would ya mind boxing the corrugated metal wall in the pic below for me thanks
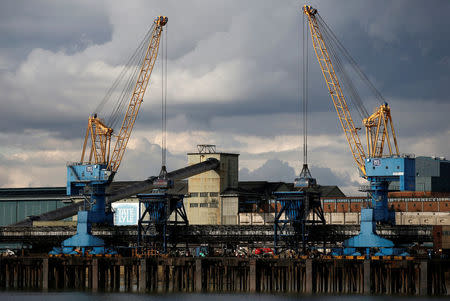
[0,200,66,226]
[416,157,440,177]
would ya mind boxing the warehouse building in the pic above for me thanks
[415,156,450,192]
[389,156,450,192]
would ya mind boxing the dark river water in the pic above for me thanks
[0,292,447,301]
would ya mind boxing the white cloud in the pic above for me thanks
[0,0,448,198]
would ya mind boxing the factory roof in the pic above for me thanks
[221,181,345,198]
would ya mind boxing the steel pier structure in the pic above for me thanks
[0,224,434,251]
[0,256,448,295]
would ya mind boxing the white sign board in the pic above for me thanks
[112,203,139,226]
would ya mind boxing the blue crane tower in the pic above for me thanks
[342,157,415,256]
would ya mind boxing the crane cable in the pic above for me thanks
[94,24,156,131]
[314,13,387,123]
[317,14,386,105]
[302,13,308,166]
[161,24,168,169]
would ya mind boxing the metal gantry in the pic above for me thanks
[138,192,188,254]
[273,190,325,253]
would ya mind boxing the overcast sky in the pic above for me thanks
[0,0,449,195]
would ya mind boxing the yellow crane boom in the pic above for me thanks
[80,16,168,173]
[302,6,399,177]
[303,6,366,175]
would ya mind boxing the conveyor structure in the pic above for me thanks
[11,158,219,227]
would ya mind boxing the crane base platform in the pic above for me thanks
[49,210,117,256]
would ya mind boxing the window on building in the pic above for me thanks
[200,203,208,208]
[210,192,219,197]
[210,203,218,208]
[200,192,208,197]
[190,193,198,197]
[190,203,198,208]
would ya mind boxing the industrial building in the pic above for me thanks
[415,156,450,192]
[389,156,450,192]
[1,145,449,228]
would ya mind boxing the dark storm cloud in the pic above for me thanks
[239,159,358,189]
[240,159,297,182]
[0,0,448,189]
[309,165,359,188]
[0,106,85,139]
[2,0,449,140]
[0,0,112,67]
[115,138,187,181]
[129,0,450,142]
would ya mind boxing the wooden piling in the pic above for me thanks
[92,258,98,292]
[139,258,147,292]
[305,259,313,293]
[420,260,428,296]
[363,259,370,294]
[195,259,202,292]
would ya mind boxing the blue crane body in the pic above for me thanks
[364,157,415,224]
[341,157,415,256]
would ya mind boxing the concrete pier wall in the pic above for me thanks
[0,256,448,295]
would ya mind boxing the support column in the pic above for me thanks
[5,263,10,289]
[157,263,165,293]
[249,259,256,293]
[139,259,147,292]
[419,260,428,296]
[92,258,98,292]
[195,259,202,292]
[168,261,174,292]
[363,260,370,294]
[42,258,49,290]
[306,259,313,294]
[13,265,18,288]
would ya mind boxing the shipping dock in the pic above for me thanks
[0,256,449,295]
[1,4,450,297]
[0,148,449,295]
